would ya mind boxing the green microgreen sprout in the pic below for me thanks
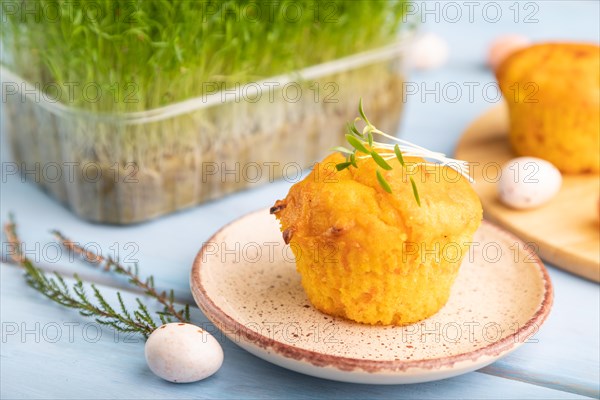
[334,99,473,206]
[1,1,412,112]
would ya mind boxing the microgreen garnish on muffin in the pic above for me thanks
[335,99,472,205]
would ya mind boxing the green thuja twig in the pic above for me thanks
[3,215,156,337]
[52,230,189,324]
[3,216,191,337]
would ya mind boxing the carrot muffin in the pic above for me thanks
[496,43,600,173]
[271,151,482,325]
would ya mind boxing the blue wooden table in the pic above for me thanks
[1,2,599,398]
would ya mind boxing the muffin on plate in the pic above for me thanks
[496,42,600,173]
[271,151,482,326]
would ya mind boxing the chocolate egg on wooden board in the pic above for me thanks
[498,157,562,209]
[145,323,223,383]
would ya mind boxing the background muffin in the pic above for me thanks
[496,43,600,173]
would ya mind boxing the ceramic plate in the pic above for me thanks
[191,209,553,384]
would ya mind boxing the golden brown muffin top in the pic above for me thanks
[496,42,600,103]
[272,152,482,246]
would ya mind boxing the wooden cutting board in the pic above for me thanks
[455,104,600,282]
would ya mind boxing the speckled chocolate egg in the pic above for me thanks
[145,323,223,383]
[498,157,562,209]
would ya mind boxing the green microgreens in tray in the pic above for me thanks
[334,100,473,206]
[3,215,190,338]
[1,0,411,112]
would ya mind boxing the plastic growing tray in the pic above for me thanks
[1,40,410,224]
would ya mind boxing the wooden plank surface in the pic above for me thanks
[1,266,594,400]
[1,173,599,398]
[2,2,600,398]
[455,104,600,282]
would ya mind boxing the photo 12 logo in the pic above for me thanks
[1,81,140,105]
[402,1,540,24]
[200,81,339,105]
[402,81,539,104]
[1,239,140,265]
[1,321,143,344]
[1,162,139,185]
